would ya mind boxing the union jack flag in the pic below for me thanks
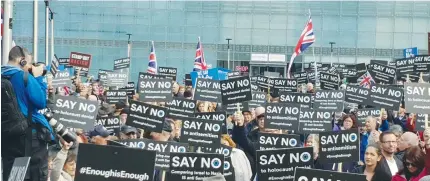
[193,37,207,71]
[287,13,315,78]
[147,41,157,74]
[357,71,376,89]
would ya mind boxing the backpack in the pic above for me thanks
[1,72,32,136]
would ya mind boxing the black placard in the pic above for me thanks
[299,108,333,134]
[257,147,313,181]
[196,145,232,158]
[416,114,428,132]
[355,63,367,75]
[414,55,430,73]
[369,85,403,110]
[74,67,89,77]
[265,103,301,132]
[58,58,70,65]
[256,76,270,90]
[293,72,308,85]
[52,71,72,88]
[7,157,30,181]
[194,78,222,103]
[105,90,128,104]
[113,57,130,70]
[168,153,224,181]
[342,68,357,77]
[158,67,177,80]
[138,72,167,81]
[269,78,298,92]
[319,72,340,90]
[98,69,112,87]
[75,144,156,181]
[166,98,196,120]
[368,63,396,84]
[344,85,371,105]
[294,167,366,181]
[318,129,360,163]
[279,92,312,109]
[95,116,121,132]
[50,55,60,77]
[138,78,173,102]
[180,117,222,147]
[106,72,128,87]
[119,82,135,96]
[313,90,345,112]
[224,157,235,181]
[220,76,252,105]
[53,95,100,131]
[404,83,430,114]
[195,112,228,134]
[356,108,381,126]
[247,91,267,109]
[227,71,241,78]
[185,74,192,86]
[127,100,167,133]
[396,57,415,75]
[115,139,189,171]
[258,133,301,150]
[222,103,244,115]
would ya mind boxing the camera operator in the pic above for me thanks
[2,46,54,181]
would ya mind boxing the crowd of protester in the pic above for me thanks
[2,46,430,181]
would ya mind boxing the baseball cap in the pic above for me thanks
[89,125,111,138]
[121,125,137,135]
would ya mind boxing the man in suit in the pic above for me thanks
[375,131,404,181]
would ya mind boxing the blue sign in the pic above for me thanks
[190,68,231,87]
[403,47,418,58]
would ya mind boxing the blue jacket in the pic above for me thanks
[379,119,389,132]
[1,65,54,139]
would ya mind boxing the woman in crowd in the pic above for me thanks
[197,101,208,113]
[220,134,253,181]
[305,134,319,161]
[353,144,382,181]
[333,114,357,131]
[391,146,430,181]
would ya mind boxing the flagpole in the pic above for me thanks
[126,33,132,82]
[33,0,39,63]
[2,0,13,65]
[50,10,54,63]
[313,47,317,83]
[45,0,49,65]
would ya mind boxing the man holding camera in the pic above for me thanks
[2,46,54,181]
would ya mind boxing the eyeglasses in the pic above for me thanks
[404,161,416,167]
[382,141,397,144]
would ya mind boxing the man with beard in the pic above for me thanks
[374,131,404,181]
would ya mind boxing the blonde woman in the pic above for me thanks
[196,101,209,113]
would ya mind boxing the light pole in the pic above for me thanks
[33,0,39,63]
[126,33,132,82]
[50,10,54,63]
[226,38,232,70]
[2,0,13,65]
[45,0,49,64]
[329,42,336,66]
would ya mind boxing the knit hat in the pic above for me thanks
[419,176,430,181]
[202,175,226,181]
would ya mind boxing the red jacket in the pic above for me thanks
[391,148,430,181]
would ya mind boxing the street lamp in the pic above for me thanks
[329,42,336,66]
[226,38,232,70]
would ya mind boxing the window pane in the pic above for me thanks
[412,18,428,33]
[221,13,236,28]
[323,16,340,31]
[269,29,287,46]
[358,17,377,32]
[411,33,427,49]
[253,13,270,29]
[393,33,412,49]
[376,17,394,32]
[339,16,357,31]
[235,28,251,45]
[270,14,287,29]
[236,13,252,29]
[394,17,412,33]
[252,29,269,45]
[375,32,393,49]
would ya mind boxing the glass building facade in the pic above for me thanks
[11,1,430,82]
